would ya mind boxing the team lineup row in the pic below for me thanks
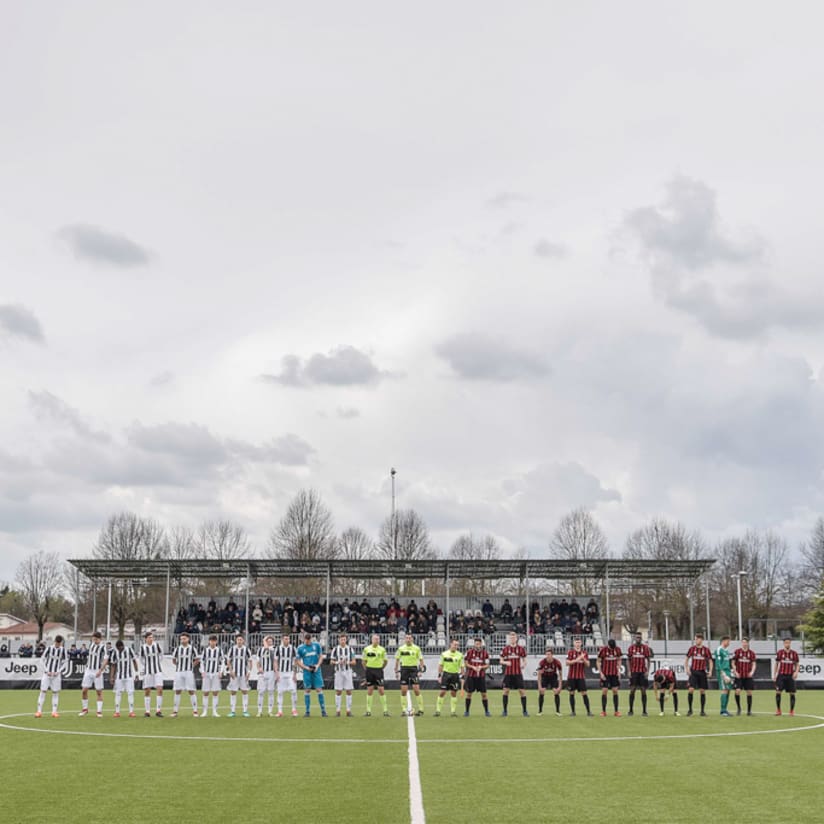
[32,630,803,721]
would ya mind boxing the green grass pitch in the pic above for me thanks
[1,689,823,823]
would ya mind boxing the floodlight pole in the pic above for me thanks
[91,581,97,634]
[390,468,397,598]
[604,565,611,640]
[705,576,711,641]
[325,563,331,650]
[105,579,113,644]
[445,563,451,646]
[73,567,80,646]
[663,610,671,657]
[524,562,530,654]
[734,571,748,642]
[245,564,251,637]
[164,565,171,649]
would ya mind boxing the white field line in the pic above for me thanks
[406,711,426,824]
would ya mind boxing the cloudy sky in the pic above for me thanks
[2,3,824,580]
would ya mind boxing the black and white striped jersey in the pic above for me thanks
[276,644,296,674]
[42,644,69,675]
[111,647,138,680]
[85,642,109,671]
[331,645,355,671]
[173,644,199,673]
[258,646,276,673]
[225,645,252,677]
[200,645,224,676]
[140,642,163,675]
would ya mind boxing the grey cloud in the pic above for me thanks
[625,176,824,338]
[0,304,45,343]
[336,407,360,419]
[435,333,550,381]
[126,421,227,465]
[503,462,621,513]
[625,176,763,270]
[28,390,110,442]
[58,223,151,267]
[533,238,567,259]
[225,433,314,466]
[260,345,393,387]
[486,192,530,209]
[149,370,175,387]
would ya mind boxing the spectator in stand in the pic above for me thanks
[482,599,494,618]
[569,600,583,621]
[252,603,263,623]
[35,641,46,657]
[500,598,513,620]
[586,599,599,622]
[19,642,34,657]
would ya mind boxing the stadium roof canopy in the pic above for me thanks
[68,557,715,583]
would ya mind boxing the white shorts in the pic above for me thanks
[277,672,297,691]
[258,672,275,691]
[40,674,62,692]
[334,670,354,691]
[114,678,135,694]
[82,670,104,691]
[228,675,249,692]
[201,673,222,693]
[142,672,164,690]
[174,672,196,691]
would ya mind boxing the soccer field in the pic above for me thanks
[1,689,823,824]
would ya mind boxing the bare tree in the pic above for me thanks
[267,489,336,559]
[376,508,436,562]
[196,520,251,559]
[448,533,503,595]
[16,551,64,640]
[620,518,706,638]
[334,527,375,596]
[801,517,824,594]
[93,512,168,638]
[337,527,375,561]
[168,526,197,560]
[550,508,609,596]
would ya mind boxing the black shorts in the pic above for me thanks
[567,677,587,693]
[735,677,754,691]
[776,674,796,693]
[600,674,620,689]
[399,666,419,686]
[689,671,708,691]
[466,676,487,694]
[502,674,525,691]
[539,674,559,690]
[365,669,384,688]
[629,672,649,689]
[440,672,461,691]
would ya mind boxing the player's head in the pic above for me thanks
[474,636,483,648]
[304,632,313,643]
[263,635,274,647]
[235,634,245,646]
[144,631,154,644]
[634,632,643,644]
[694,633,704,645]
[544,647,554,659]
[508,631,517,644]
[281,634,291,645]
[115,640,124,651]
[653,672,665,686]
[741,637,750,649]
[371,633,380,646]
[607,638,617,649]
[404,633,413,645]
[783,637,792,648]
[180,632,190,645]
[339,633,348,644]
[720,635,730,647]
[208,634,218,646]
[573,637,582,649]
[449,638,459,650]
[54,635,64,646]
[92,631,102,643]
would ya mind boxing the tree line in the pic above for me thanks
[5,490,824,646]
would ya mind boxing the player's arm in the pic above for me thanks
[684,655,691,678]
[707,652,714,677]
[317,651,325,670]
[793,655,800,679]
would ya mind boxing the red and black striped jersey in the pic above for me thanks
[733,648,757,678]
[775,648,798,676]
[687,645,712,672]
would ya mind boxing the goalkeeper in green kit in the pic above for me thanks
[714,636,734,717]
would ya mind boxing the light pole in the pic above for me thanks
[663,610,671,657]
[733,571,748,641]
[390,468,397,597]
